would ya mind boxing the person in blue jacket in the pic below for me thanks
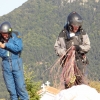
[0,21,29,100]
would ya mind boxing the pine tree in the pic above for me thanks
[24,65,41,100]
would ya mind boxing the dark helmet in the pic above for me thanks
[67,11,83,27]
[0,21,12,34]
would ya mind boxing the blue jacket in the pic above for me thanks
[0,32,23,60]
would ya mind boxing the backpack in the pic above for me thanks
[59,28,86,49]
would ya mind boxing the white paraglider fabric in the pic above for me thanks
[54,84,100,100]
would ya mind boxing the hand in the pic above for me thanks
[0,42,5,48]
[74,45,80,51]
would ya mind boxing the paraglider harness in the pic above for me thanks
[62,28,89,65]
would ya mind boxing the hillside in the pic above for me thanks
[0,0,100,98]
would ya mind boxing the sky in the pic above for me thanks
[0,0,28,16]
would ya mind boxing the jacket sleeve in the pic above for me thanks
[54,36,66,56]
[5,33,23,53]
[0,48,6,57]
[79,33,91,53]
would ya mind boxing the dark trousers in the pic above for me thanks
[76,58,89,85]
[76,59,86,75]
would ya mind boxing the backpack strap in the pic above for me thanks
[59,29,70,40]
[78,29,86,45]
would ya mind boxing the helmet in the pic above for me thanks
[0,21,12,34]
[67,11,83,27]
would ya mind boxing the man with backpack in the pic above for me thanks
[0,21,29,100]
[54,11,91,88]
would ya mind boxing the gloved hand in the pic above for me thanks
[74,45,81,51]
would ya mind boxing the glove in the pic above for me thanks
[74,45,81,51]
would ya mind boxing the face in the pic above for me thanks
[71,24,79,33]
[1,33,9,40]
